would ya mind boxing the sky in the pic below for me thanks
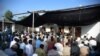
[0,0,100,19]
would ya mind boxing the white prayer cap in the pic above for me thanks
[26,36,30,39]
[32,53,38,56]
[84,40,89,45]
[14,36,19,40]
[78,43,84,47]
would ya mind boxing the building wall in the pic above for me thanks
[81,22,100,40]
[15,24,27,32]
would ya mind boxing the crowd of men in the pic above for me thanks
[0,30,100,56]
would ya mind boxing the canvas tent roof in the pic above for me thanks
[15,4,100,27]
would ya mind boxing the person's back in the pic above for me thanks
[41,41,47,53]
[63,43,71,56]
[16,43,23,56]
[20,42,26,51]
[80,46,89,56]
[47,36,55,50]
[32,38,36,47]
[89,39,97,47]
[4,45,17,56]
[62,36,68,46]
[71,42,80,56]
[35,48,45,56]
[35,44,45,56]
[0,50,8,56]
[55,38,63,56]
[89,38,97,51]
[25,40,33,56]
[48,46,60,56]
[10,37,19,48]
[10,40,16,48]
[47,40,55,50]
[55,43,63,52]
[36,38,42,48]
[20,38,27,52]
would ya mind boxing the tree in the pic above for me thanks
[4,10,13,20]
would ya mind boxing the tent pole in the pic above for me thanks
[32,11,34,33]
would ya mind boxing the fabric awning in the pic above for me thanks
[15,4,100,27]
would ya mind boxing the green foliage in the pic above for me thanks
[5,10,13,20]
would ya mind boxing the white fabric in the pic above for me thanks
[32,33,35,38]
[84,40,89,45]
[21,34,24,38]
[82,37,86,41]
[25,44,33,56]
[36,36,39,39]
[76,37,81,41]
[10,40,16,48]
[32,53,38,56]
[44,37,47,42]
[89,40,97,46]
[48,49,60,56]
[47,35,51,41]
[14,36,20,40]
[55,43,63,55]
[41,41,47,52]
[26,36,30,39]
[63,46,71,56]
[76,37,81,43]
[78,44,84,47]
[20,43,26,51]
[27,39,32,43]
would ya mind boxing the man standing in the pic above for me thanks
[48,46,60,56]
[80,42,89,56]
[55,38,63,56]
[25,40,33,56]
[35,44,46,56]
[71,41,80,56]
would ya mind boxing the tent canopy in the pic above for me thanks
[15,4,100,27]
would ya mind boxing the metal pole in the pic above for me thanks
[32,11,34,33]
